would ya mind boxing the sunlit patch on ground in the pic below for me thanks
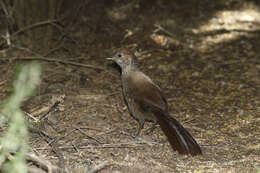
[195,5,260,52]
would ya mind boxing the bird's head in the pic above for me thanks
[107,48,138,69]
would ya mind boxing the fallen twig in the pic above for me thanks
[39,94,65,121]
[35,141,154,151]
[0,80,7,86]
[50,143,67,173]
[10,20,60,38]
[74,126,103,144]
[87,160,110,173]
[47,129,77,146]
[6,152,61,173]
[26,152,61,173]
[24,111,39,122]
[28,127,54,140]
[0,56,105,71]
[154,24,175,37]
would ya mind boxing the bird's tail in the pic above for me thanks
[153,109,202,156]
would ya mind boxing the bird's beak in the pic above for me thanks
[106,57,114,61]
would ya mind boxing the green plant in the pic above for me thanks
[0,63,41,173]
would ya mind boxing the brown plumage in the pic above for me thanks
[107,48,202,156]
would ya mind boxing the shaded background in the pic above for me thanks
[0,0,259,172]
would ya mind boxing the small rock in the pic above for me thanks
[192,72,200,77]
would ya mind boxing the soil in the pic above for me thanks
[0,0,259,172]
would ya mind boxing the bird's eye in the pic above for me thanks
[117,53,122,58]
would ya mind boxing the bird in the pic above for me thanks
[107,48,202,156]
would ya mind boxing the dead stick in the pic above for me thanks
[1,56,105,71]
[87,160,110,173]
[74,127,103,144]
[26,152,61,173]
[11,20,60,38]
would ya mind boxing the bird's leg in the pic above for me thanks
[145,121,157,136]
[132,119,145,139]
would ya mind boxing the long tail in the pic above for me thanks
[153,109,202,156]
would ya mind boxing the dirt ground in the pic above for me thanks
[0,0,259,172]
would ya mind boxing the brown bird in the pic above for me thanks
[107,48,202,156]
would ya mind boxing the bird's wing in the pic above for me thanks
[127,71,168,111]
[127,72,202,156]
